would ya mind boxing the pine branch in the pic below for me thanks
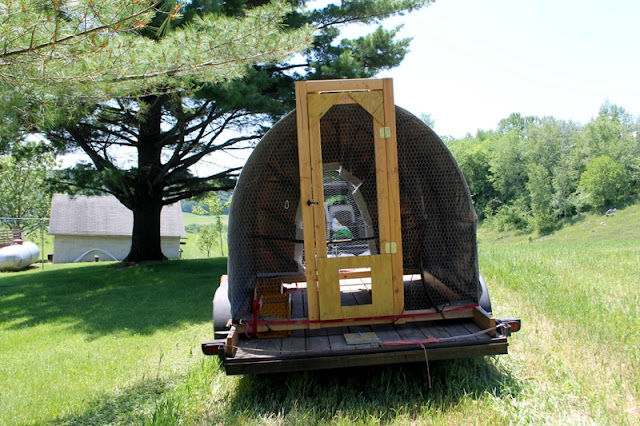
[1,1,163,59]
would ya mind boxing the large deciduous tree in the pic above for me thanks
[46,0,432,262]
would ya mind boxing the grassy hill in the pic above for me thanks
[476,203,639,423]
[181,213,229,259]
[0,203,638,424]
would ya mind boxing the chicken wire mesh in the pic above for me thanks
[227,104,479,319]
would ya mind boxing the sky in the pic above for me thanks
[61,0,640,172]
[372,0,640,138]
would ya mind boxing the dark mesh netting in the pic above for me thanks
[227,105,479,318]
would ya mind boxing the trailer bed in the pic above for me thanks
[210,285,510,375]
[222,320,507,375]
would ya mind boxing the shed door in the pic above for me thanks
[295,79,404,323]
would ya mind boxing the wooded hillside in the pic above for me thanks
[444,102,639,234]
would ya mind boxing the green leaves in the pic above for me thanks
[0,140,57,224]
[450,102,639,234]
[578,156,630,208]
[0,0,313,129]
[40,0,432,261]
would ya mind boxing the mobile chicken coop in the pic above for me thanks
[202,79,520,374]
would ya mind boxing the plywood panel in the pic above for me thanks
[317,255,393,320]
[308,93,358,128]
[350,91,384,124]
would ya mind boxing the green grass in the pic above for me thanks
[478,202,640,245]
[1,204,639,424]
[476,203,640,423]
[0,259,226,425]
[181,213,229,259]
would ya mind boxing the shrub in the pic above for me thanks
[578,156,630,208]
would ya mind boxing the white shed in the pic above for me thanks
[49,194,185,263]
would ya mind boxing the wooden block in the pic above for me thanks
[260,293,291,318]
[225,326,238,356]
[473,306,497,337]
[344,332,381,345]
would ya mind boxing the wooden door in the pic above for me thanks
[295,79,404,323]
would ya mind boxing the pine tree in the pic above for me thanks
[46,0,432,262]
[0,0,312,134]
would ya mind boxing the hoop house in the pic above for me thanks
[227,104,478,320]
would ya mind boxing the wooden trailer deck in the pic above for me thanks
[208,280,511,375]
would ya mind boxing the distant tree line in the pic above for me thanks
[445,102,639,234]
[181,192,232,215]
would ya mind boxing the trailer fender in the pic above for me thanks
[479,274,492,315]
[213,278,232,339]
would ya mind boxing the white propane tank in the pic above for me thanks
[0,241,40,271]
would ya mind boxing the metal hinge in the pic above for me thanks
[384,241,397,254]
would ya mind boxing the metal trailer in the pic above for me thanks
[202,79,520,375]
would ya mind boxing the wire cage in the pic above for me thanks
[227,103,479,324]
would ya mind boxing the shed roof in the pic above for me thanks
[49,194,185,237]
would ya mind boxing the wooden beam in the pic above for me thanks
[304,78,384,93]
[420,269,463,301]
[473,307,497,337]
[276,269,371,284]
[309,122,327,262]
[295,81,321,328]
[380,78,404,317]
[225,326,238,356]
[373,119,391,254]
[234,306,476,334]
[222,340,509,375]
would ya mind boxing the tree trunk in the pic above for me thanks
[124,95,167,262]
[126,199,167,262]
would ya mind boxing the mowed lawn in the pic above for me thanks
[1,205,639,424]
[0,259,225,425]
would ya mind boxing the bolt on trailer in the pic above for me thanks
[202,78,520,375]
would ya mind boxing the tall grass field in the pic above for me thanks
[1,205,638,424]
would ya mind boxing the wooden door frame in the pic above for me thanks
[295,79,404,327]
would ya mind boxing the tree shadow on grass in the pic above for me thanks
[224,357,522,423]
[48,378,169,426]
[0,258,226,337]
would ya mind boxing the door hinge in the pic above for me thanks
[379,126,391,139]
[384,241,397,254]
